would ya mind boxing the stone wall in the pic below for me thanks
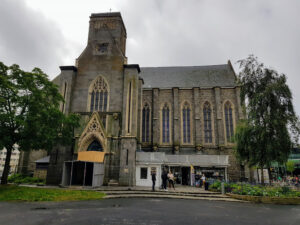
[34,169,47,180]
[141,87,241,148]
[140,86,243,181]
[18,150,47,175]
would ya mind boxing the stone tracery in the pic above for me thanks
[90,76,109,112]
[78,113,106,152]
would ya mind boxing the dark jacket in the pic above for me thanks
[152,173,156,181]
[161,171,168,181]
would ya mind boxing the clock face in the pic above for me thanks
[94,43,109,55]
[98,43,108,53]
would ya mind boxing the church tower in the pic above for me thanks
[47,12,141,186]
[76,12,127,72]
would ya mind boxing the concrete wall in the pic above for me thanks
[136,165,161,187]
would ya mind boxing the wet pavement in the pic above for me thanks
[1,198,300,225]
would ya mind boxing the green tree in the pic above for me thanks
[0,62,79,184]
[286,160,295,176]
[235,55,299,184]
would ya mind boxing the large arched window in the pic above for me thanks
[126,81,132,134]
[203,102,213,143]
[142,103,151,142]
[224,101,234,142]
[162,103,170,144]
[90,76,109,112]
[182,102,192,144]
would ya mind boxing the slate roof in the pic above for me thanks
[140,64,237,89]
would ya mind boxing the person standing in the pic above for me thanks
[201,174,206,189]
[162,169,168,191]
[168,171,175,190]
[151,171,156,192]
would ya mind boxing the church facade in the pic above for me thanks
[46,12,245,187]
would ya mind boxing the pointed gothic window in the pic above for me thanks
[90,76,109,112]
[203,102,213,143]
[61,82,67,113]
[182,102,191,144]
[127,82,132,134]
[162,103,170,143]
[224,101,234,142]
[142,103,151,142]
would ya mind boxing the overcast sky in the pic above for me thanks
[1,0,300,114]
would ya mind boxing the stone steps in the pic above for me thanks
[102,193,245,202]
[94,187,221,194]
[101,190,229,198]
[98,189,244,202]
[107,180,119,186]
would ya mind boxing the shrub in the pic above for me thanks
[8,174,45,184]
[209,181,221,191]
[280,186,290,195]
[208,181,300,198]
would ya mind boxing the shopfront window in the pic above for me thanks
[140,167,148,179]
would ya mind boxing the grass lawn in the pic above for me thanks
[0,185,105,202]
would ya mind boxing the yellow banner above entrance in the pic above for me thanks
[78,151,105,163]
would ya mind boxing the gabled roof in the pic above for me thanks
[140,64,237,89]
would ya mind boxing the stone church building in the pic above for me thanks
[45,12,245,187]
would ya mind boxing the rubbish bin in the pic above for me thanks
[204,181,209,190]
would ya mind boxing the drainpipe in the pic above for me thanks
[70,161,74,186]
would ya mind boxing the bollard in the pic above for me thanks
[221,182,225,195]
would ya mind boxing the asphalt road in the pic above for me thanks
[0,198,299,225]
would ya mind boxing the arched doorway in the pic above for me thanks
[87,140,103,151]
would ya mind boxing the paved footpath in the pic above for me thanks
[1,198,300,225]
[21,184,217,193]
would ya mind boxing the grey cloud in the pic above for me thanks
[1,0,300,115]
[0,0,68,77]
[119,0,300,114]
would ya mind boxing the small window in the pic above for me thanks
[140,167,148,179]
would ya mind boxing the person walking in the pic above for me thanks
[151,171,156,192]
[168,171,175,190]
